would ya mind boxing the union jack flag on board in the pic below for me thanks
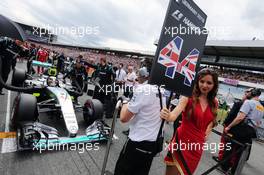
[158,36,200,86]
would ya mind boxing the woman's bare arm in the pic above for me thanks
[160,96,189,122]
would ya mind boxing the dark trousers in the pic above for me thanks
[93,85,111,104]
[93,84,114,118]
[27,60,31,73]
[76,77,83,91]
[11,58,17,70]
[221,134,253,174]
[114,82,123,93]
[37,66,44,74]
[0,58,11,92]
[27,59,35,74]
[124,86,133,98]
[114,139,156,175]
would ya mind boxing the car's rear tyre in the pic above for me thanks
[83,99,103,126]
[11,68,26,87]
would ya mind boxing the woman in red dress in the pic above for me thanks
[161,68,219,175]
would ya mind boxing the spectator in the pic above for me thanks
[124,65,137,98]
[115,63,126,94]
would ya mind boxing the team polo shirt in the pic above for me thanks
[240,99,264,125]
[127,83,166,142]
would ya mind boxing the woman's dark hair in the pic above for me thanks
[187,68,219,126]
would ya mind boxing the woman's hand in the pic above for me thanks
[224,126,231,133]
[205,134,209,141]
[160,107,171,121]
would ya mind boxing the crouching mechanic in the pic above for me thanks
[114,65,166,175]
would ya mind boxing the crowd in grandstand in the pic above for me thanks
[20,41,264,85]
[214,68,264,85]
[28,42,141,71]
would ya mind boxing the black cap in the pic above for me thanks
[251,88,262,97]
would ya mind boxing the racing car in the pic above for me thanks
[9,60,110,151]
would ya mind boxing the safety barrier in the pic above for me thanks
[201,129,250,175]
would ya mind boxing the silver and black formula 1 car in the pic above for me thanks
[8,61,110,151]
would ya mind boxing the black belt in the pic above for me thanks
[126,138,156,155]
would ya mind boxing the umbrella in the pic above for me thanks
[0,14,27,41]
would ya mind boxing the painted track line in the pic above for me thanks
[1,90,17,154]
[5,90,11,132]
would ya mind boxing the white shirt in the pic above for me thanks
[127,83,166,142]
[115,69,127,82]
[125,72,137,87]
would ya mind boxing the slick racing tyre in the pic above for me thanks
[10,94,38,129]
[11,68,26,87]
[83,99,103,126]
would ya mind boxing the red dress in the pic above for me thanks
[165,98,215,175]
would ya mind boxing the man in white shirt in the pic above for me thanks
[124,65,137,98]
[115,63,126,94]
[114,65,166,175]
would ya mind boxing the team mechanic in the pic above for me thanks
[63,57,87,91]
[114,59,166,175]
[0,37,25,95]
[84,57,115,118]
